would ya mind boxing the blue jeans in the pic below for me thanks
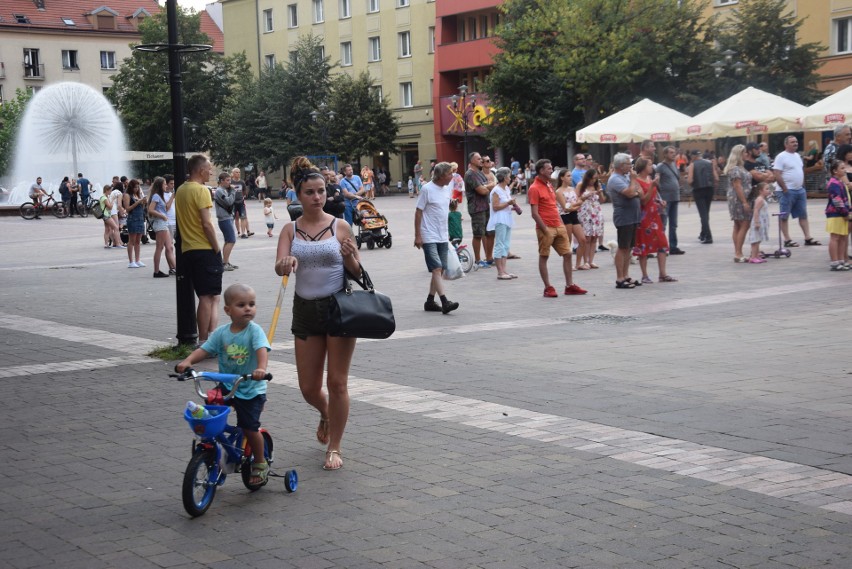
[344,200,357,225]
[661,200,679,250]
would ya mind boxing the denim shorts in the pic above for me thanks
[229,394,266,431]
[778,188,807,219]
[152,218,169,233]
[422,241,449,272]
[218,218,237,243]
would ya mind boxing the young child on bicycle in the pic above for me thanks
[177,283,272,484]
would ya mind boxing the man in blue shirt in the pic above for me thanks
[570,154,588,186]
[76,173,91,214]
[339,163,365,224]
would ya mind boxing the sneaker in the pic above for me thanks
[564,283,588,295]
[168,268,177,275]
[153,271,169,278]
[476,260,491,269]
[247,232,255,236]
[441,299,459,314]
[485,259,494,266]
[223,263,236,271]
[424,300,442,312]
[136,261,146,267]
[543,285,558,298]
[240,234,249,239]
[597,245,609,252]
[128,262,139,268]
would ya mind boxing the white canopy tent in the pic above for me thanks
[575,98,691,143]
[799,84,852,130]
[673,86,807,141]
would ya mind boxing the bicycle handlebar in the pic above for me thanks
[170,369,272,400]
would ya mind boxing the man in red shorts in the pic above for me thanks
[528,158,587,298]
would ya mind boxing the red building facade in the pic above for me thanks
[432,0,501,166]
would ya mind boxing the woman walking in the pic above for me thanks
[274,156,362,471]
[147,177,176,277]
[123,179,146,268]
[724,145,753,263]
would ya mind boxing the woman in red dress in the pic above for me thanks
[633,157,677,283]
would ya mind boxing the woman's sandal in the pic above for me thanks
[784,240,800,247]
[659,275,678,282]
[615,280,636,289]
[804,238,822,246]
[317,417,330,445]
[323,450,343,471]
[250,461,269,485]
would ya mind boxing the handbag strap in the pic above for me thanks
[343,264,372,293]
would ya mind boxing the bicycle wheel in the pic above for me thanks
[241,430,273,491]
[77,202,89,217]
[20,203,36,220]
[182,448,218,517]
[52,203,67,218]
[458,248,474,273]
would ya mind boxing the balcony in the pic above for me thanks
[436,37,498,72]
[23,63,45,79]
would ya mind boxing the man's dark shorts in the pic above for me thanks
[183,249,223,297]
[229,394,266,431]
[616,224,638,250]
[218,218,237,243]
[233,202,247,218]
[470,210,495,238]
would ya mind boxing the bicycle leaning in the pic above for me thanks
[171,369,298,517]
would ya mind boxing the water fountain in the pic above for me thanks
[3,82,130,205]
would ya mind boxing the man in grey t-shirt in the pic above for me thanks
[607,153,642,288]
[214,172,239,271]
[656,146,684,254]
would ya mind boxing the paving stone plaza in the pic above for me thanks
[1,196,851,568]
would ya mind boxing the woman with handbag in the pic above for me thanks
[274,156,362,471]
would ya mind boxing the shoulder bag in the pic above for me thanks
[328,265,395,339]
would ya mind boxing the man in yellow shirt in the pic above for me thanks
[175,155,223,343]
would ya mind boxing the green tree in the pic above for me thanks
[327,72,400,163]
[484,0,717,148]
[0,89,32,178]
[715,0,824,104]
[107,7,251,153]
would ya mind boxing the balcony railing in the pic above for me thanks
[23,63,45,79]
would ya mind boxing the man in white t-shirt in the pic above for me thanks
[772,136,820,247]
[414,162,459,314]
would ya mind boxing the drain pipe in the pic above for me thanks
[255,0,262,72]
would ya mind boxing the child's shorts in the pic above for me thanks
[266,223,274,229]
[826,217,849,236]
[229,393,266,431]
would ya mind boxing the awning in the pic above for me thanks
[575,98,691,143]
[799,84,852,130]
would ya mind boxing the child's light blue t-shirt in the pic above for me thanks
[201,321,271,399]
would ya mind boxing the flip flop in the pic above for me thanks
[323,450,343,471]
[497,274,513,280]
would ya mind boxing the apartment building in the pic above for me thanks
[221,0,436,181]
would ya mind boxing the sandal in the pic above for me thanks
[589,263,599,269]
[250,461,269,485]
[615,280,635,289]
[734,257,748,263]
[626,277,642,286]
[784,240,799,247]
[323,450,343,471]
[804,238,822,246]
[507,254,521,259]
[317,417,330,445]
[659,275,678,282]
[497,274,514,280]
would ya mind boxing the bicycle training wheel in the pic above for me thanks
[19,203,36,220]
[458,248,474,273]
[241,431,273,491]
[182,448,218,517]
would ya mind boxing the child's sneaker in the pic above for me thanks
[748,257,767,264]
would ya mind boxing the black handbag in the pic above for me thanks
[328,265,395,339]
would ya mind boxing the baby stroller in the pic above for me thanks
[354,200,392,249]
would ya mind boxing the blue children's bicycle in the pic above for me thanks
[172,369,298,517]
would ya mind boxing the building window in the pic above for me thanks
[428,26,435,53]
[288,4,298,28]
[97,14,115,29]
[480,15,489,37]
[14,14,30,24]
[26,85,41,96]
[264,54,276,68]
[397,0,409,6]
[317,45,326,60]
[368,36,381,61]
[339,0,351,19]
[368,0,379,13]
[263,9,273,32]
[458,20,465,42]
[0,85,4,104]
[100,51,116,70]
[398,31,411,58]
[370,85,383,101]
[62,50,79,70]
[63,18,76,26]
[340,42,352,66]
[23,48,41,77]
[468,18,477,40]
[312,0,324,23]
[400,82,413,107]
[836,17,852,54]
[289,51,298,64]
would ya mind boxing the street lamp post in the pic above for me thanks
[310,102,336,157]
[710,49,747,78]
[134,0,210,346]
[451,84,476,165]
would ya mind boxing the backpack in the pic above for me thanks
[91,199,106,219]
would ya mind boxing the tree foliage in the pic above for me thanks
[0,89,32,178]
[107,7,251,153]
[715,0,824,104]
[484,0,717,148]
[212,35,400,170]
